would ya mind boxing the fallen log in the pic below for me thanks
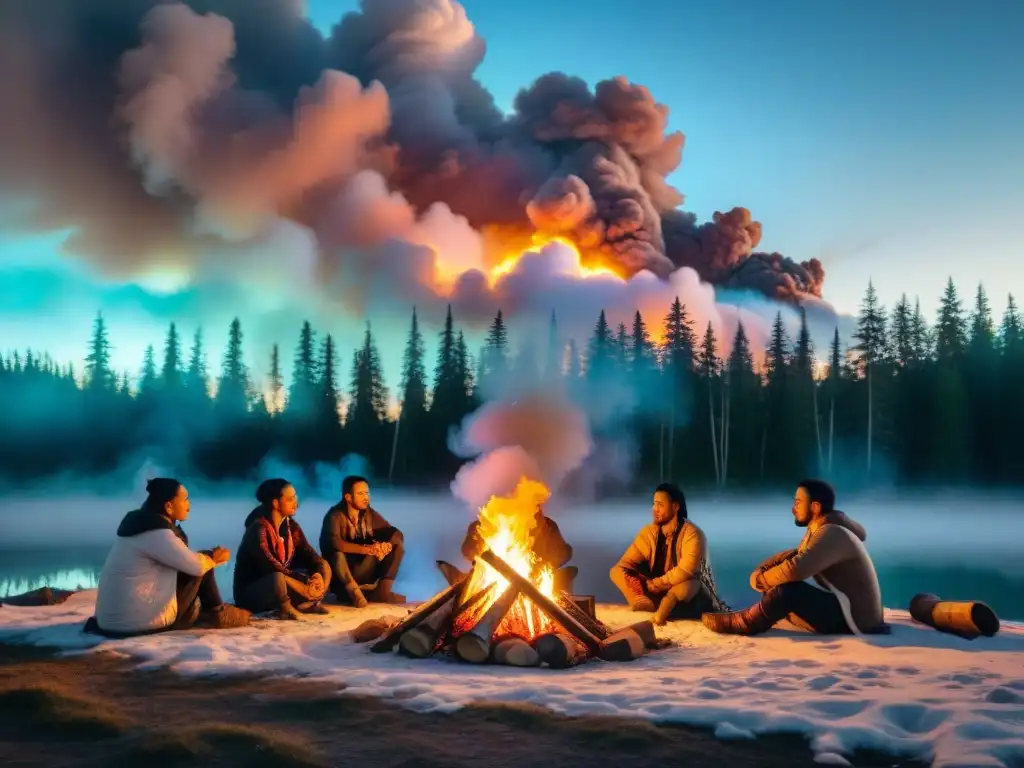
[369,577,466,653]
[478,549,602,654]
[556,593,612,640]
[533,632,589,669]
[909,593,1000,639]
[455,586,520,664]
[493,636,541,667]
[597,625,649,662]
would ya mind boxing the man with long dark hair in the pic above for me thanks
[610,482,728,625]
[234,478,332,620]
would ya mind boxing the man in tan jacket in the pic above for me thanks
[609,483,727,625]
[702,478,884,636]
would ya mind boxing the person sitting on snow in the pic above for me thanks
[702,478,884,636]
[319,475,406,606]
[443,503,579,595]
[234,478,332,620]
[86,478,250,636]
[609,482,728,626]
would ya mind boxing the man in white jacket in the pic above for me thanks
[87,478,250,636]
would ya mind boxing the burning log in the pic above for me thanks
[478,549,602,654]
[492,636,541,667]
[533,632,589,669]
[369,577,466,654]
[401,566,492,658]
[455,586,521,664]
[556,593,612,641]
[399,595,458,658]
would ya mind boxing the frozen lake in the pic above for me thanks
[2,490,1023,620]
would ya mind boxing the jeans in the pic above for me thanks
[610,563,713,619]
[326,528,405,598]
[760,581,850,634]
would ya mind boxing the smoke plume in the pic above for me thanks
[449,393,593,509]
[0,0,830,327]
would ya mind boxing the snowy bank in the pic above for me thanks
[2,591,1023,767]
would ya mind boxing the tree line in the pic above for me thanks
[1,277,1021,491]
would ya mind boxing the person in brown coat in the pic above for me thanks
[609,483,728,625]
[702,478,884,636]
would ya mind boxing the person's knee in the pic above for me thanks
[269,572,289,601]
[609,566,623,585]
[320,560,333,583]
[390,529,405,549]
[668,580,699,602]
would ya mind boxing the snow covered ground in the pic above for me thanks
[2,591,1023,767]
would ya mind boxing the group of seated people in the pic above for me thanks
[86,474,407,636]
[84,471,883,640]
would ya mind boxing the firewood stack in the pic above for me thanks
[368,548,663,668]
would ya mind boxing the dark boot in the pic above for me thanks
[366,579,406,604]
[702,603,773,635]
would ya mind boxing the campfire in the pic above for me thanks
[369,479,665,668]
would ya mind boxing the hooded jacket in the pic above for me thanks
[233,506,325,596]
[94,509,215,634]
[752,510,883,634]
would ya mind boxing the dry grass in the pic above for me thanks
[0,643,927,767]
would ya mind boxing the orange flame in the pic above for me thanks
[488,233,624,286]
[464,477,558,639]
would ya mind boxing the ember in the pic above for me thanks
[369,478,666,668]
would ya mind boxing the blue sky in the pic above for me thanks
[2,0,1022,384]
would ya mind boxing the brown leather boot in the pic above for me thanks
[702,603,772,635]
[622,573,656,612]
[199,604,252,629]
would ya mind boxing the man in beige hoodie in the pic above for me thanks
[702,479,884,636]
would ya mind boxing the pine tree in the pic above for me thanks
[935,277,967,360]
[793,308,813,376]
[890,295,914,369]
[854,280,888,370]
[660,298,696,479]
[84,311,114,392]
[615,322,629,372]
[765,312,790,385]
[161,322,183,390]
[483,309,509,390]
[394,308,428,480]
[456,331,473,405]
[968,283,995,354]
[186,328,209,397]
[586,310,613,382]
[910,298,931,363]
[347,323,389,454]
[267,343,284,413]
[287,321,318,417]
[999,294,1022,353]
[698,322,722,485]
[630,311,655,375]
[216,318,249,415]
[139,345,158,397]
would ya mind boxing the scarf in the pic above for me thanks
[257,516,295,566]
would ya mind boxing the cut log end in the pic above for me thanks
[597,626,649,662]
[493,636,541,667]
[455,633,491,664]
[533,632,589,669]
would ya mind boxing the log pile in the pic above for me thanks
[368,548,664,668]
